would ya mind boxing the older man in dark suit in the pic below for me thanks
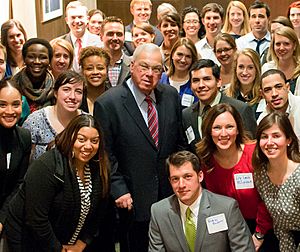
[182,59,257,153]
[94,43,186,252]
[149,151,255,252]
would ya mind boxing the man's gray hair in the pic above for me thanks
[132,43,164,63]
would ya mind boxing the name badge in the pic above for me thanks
[206,213,228,234]
[234,173,254,190]
[181,94,194,107]
[125,31,133,42]
[185,126,195,144]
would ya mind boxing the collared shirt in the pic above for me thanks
[198,91,221,137]
[236,31,271,62]
[127,78,157,126]
[108,56,124,87]
[195,38,220,66]
[178,192,202,234]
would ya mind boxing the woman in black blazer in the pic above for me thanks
[0,78,31,236]
[5,114,110,252]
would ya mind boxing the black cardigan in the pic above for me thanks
[5,148,106,251]
[0,125,31,225]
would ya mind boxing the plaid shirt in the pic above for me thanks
[108,58,122,87]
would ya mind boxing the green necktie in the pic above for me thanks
[185,207,196,252]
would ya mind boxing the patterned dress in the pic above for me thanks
[254,165,300,251]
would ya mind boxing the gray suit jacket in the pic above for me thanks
[59,31,102,48]
[182,93,257,153]
[149,189,255,252]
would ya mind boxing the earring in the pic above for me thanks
[72,151,75,158]
[287,144,290,147]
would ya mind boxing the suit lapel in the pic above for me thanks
[195,190,211,251]
[122,84,157,149]
[155,85,165,150]
[168,197,190,252]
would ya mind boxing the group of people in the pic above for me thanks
[0,0,300,251]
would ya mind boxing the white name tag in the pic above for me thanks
[234,173,254,190]
[185,126,195,144]
[206,213,228,234]
[181,94,194,107]
[125,31,133,42]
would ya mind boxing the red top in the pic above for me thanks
[203,143,272,234]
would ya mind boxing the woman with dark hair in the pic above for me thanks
[0,78,31,240]
[132,23,155,48]
[79,46,110,114]
[197,103,275,251]
[158,11,181,69]
[12,38,54,114]
[181,6,205,45]
[253,112,300,251]
[23,70,85,160]
[5,114,110,252]
[160,37,198,108]
[1,19,27,77]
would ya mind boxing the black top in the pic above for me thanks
[0,125,31,225]
[5,148,107,251]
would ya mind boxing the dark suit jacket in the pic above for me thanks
[0,126,31,224]
[149,189,255,252]
[124,22,163,55]
[94,81,186,221]
[182,93,257,153]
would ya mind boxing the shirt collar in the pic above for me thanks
[199,91,221,114]
[179,191,202,220]
[127,78,156,106]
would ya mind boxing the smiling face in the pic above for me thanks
[88,13,103,35]
[183,12,200,38]
[24,44,50,79]
[101,22,125,53]
[211,111,238,151]
[55,81,83,113]
[160,20,180,43]
[261,73,289,112]
[169,161,203,206]
[172,45,193,72]
[130,49,163,95]
[51,45,71,77]
[202,11,223,37]
[65,6,88,38]
[0,85,22,128]
[191,67,221,105]
[132,26,154,47]
[229,6,244,31]
[215,39,235,66]
[289,7,300,29]
[131,2,152,24]
[236,54,256,87]
[274,34,295,62]
[82,55,107,87]
[249,8,269,38]
[73,126,100,168]
[7,25,25,54]
[259,123,291,161]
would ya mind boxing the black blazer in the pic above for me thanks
[182,93,257,153]
[0,126,31,225]
[94,81,187,221]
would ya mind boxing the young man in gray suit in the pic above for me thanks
[149,151,255,252]
[182,59,257,153]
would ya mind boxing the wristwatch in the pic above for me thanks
[254,232,265,240]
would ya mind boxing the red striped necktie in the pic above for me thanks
[145,96,159,148]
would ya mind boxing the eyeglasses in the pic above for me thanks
[138,63,163,75]
[184,19,200,25]
[215,47,233,54]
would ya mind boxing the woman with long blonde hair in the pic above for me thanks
[222,1,250,39]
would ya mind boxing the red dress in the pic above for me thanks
[203,143,272,234]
